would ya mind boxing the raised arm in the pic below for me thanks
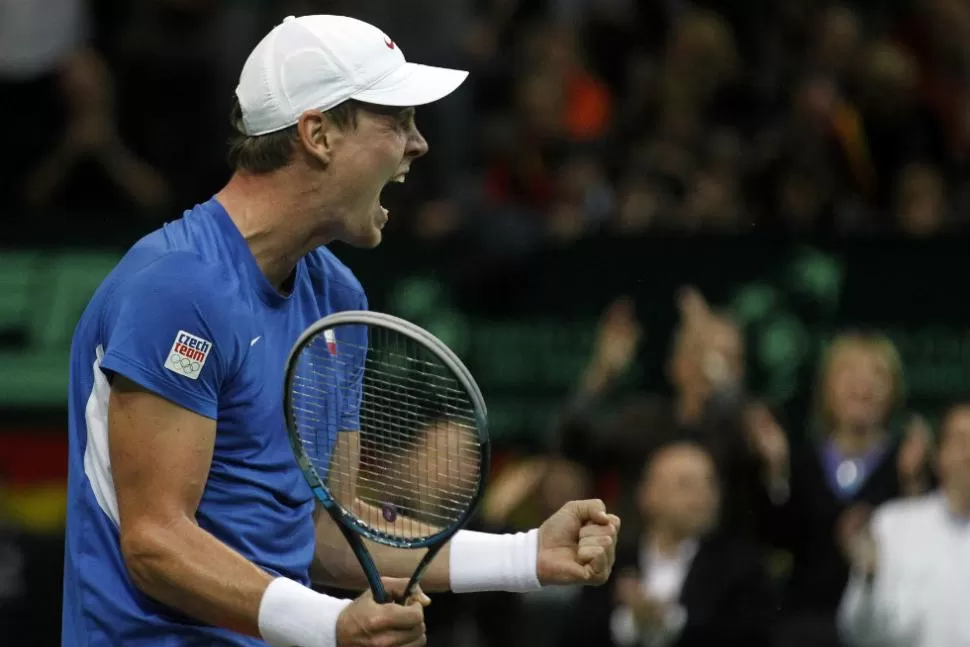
[312,299,621,596]
[313,431,621,594]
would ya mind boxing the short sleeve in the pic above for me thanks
[98,254,243,420]
[339,292,368,432]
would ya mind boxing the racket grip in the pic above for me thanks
[370,579,391,604]
[378,579,414,605]
[390,569,420,605]
[394,545,439,604]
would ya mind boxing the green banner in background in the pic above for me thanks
[342,236,970,439]
[2,237,968,441]
[0,251,122,406]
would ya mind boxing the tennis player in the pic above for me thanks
[62,14,619,647]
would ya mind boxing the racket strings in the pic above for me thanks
[291,357,480,425]
[289,323,482,541]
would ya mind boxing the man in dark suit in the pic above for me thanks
[561,441,775,647]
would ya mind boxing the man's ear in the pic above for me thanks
[297,109,339,166]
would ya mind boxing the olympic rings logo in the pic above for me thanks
[170,353,201,374]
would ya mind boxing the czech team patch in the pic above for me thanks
[164,330,212,380]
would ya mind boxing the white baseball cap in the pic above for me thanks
[236,15,469,136]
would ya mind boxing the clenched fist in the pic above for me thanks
[537,499,621,586]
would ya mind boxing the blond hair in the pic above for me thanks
[814,331,905,432]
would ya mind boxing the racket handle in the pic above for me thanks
[335,520,391,603]
[371,581,391,604]
[396,576,418,605]
[380,579,414,605]
[395,542,441,604]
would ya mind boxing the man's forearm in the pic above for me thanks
[122,517,273,636]
[127,513,371,647]
[312,512,451,591]
[313,512,540,594]
[125,517,351,647]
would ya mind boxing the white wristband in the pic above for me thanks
[258,577,351,647]
[449,528,541,593]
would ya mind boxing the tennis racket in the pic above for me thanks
[283,310,490,603]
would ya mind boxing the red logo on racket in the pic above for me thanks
[324,329,337,356]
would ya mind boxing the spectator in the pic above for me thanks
[556,288,764,535]
[837,401,970,647]
[108,0,240,209]
[844,40,943,220]
[893,161,948,236]
[560,441,774,647]
[809,6,861,82]
[526,21,612,143]
[749,331,934,646]
[547,154,615,241]
[20,48,170,216]
[0,0,87,211]
[6,1,963,238]
[895,0,970,167]
[0,0,166,218]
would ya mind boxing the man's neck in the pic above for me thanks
[647,526,689,558]
[215,171,335,290]
[831,425,883,457]
[675,391,707,426]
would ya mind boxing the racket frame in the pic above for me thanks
[283,310,490,603]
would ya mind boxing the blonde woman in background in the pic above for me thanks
[746,331,933,647]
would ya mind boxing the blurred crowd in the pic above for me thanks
[3,0,970,646]
[448,288,969,647]
[5,0,970,244]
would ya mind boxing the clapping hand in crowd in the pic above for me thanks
[581,296,644,395]
[581,286,742,402]
[837,504,878,578]
[22,49,170,213]
[615,568,670,633]
[745,400,934,499]
[745,401,790,490]
[676,286,743,394]
[837,415,935,577]
[898,414,933,496]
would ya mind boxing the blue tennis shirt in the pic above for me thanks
[62,198,366,646]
